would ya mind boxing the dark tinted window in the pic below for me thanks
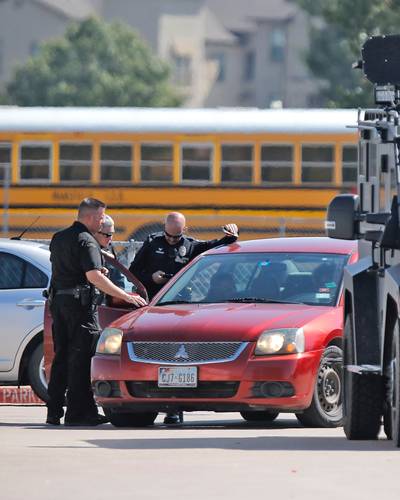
[0,252,48,289]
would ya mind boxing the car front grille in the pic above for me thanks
[127,341,248,365]
[126,381,240,399]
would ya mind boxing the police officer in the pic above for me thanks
[129,211,239,424]
[94,214,125,289]
[46,198,147,426]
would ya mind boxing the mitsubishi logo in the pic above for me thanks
[174,344,189,360]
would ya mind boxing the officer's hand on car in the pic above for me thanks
[222,223,239,237]
[152,270,169,284]
[123,293,147,307]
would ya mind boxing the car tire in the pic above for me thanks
[104,409,158,428]
[240,411,279,422]
[343,314,382,440]
[27,342,49,403]
[296,345,343,428]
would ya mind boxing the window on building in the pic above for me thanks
[212,53,226,82]
[0,143,11,184]
[261,145,293,182]
[20,144,51,181]
[301,145,334,183]
[30,40,39,56]
[172,54,192,86]
[59,144,92,181]
[270,28,286,62]
[181,144,213,182]
[243,51,255,81]
[0,39,3,77]
[141,144,173,182]
[101,144,132,181]
[342,145,358,184]
[221,145,253,182]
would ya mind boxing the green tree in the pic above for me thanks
[3,17,182,107]
[295,0,400,107]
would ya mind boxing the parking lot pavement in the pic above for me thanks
[1,406,399,500]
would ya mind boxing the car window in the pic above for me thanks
[0,251,48,289]
[157,252,349,306]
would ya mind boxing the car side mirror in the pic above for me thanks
[325,194,360,240]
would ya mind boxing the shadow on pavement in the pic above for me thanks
[85,435,397,452]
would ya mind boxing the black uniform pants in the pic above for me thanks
[47,295,100,421]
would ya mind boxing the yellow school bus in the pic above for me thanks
[0,107,358,240]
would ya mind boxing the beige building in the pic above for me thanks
[0,0,320,107]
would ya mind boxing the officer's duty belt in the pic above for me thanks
[55,288,79,296]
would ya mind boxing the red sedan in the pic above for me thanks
[91,237,357,427]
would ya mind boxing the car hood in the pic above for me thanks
[116,303,335,342]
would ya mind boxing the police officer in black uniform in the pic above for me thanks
[129,211,239,424]
[46,198,147,426]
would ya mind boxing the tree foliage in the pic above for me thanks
[295,0,400,107]
[2,17,182,107]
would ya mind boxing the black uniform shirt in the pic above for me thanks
[50,221,103,290]
[129,232,237,299]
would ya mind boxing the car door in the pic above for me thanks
[0,251,48,372]
[98,252,148,328]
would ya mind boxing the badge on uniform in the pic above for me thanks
[178,246,187,257]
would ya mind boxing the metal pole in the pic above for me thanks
[2,162,10,236]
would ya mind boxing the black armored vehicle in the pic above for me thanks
[327,34,400,447]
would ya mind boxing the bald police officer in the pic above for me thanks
[129,211,238,424]
[46,198,147,427]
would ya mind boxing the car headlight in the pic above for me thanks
[254,328,305,355]
[96,327,123,355]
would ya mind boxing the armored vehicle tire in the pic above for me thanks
[343,315,382,440]
[296,345,343,428]
[104,409,158,428]
[240,411,279,422]
[388,321,400,447]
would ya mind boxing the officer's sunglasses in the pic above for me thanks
[164,230,183,240]
[98,231,113,238]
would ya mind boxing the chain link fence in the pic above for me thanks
[0,213,326,243]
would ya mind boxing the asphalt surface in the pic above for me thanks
[1,406,399,500]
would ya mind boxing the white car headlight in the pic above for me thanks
[96,327,123,355]
[255,328,305,355]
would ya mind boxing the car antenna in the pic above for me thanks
[10,216,41,240]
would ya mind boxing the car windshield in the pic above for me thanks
[156,252,349,307]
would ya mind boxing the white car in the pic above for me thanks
[0,238,50,401]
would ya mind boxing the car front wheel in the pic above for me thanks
[240,411,279,422]
[104,409,158,427]
[28,342,49,402]
[296,345,343,428]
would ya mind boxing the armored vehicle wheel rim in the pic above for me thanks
[317,361,341,414]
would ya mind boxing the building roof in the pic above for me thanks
[203,7,237,45]
[206,0,297,33]
[32,0,98,20]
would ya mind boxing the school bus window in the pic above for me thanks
[261,144,293,182]
[301,145,334,183]
[101,144,132,182]
[59,143,92,181]
[221,145,253,182]
[182,144,213,182]
[342,145,357,183]
[0,143,11,183]
[141,144,173,182]
[20,144,51,181]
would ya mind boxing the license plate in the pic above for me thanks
[158,366,198,387]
